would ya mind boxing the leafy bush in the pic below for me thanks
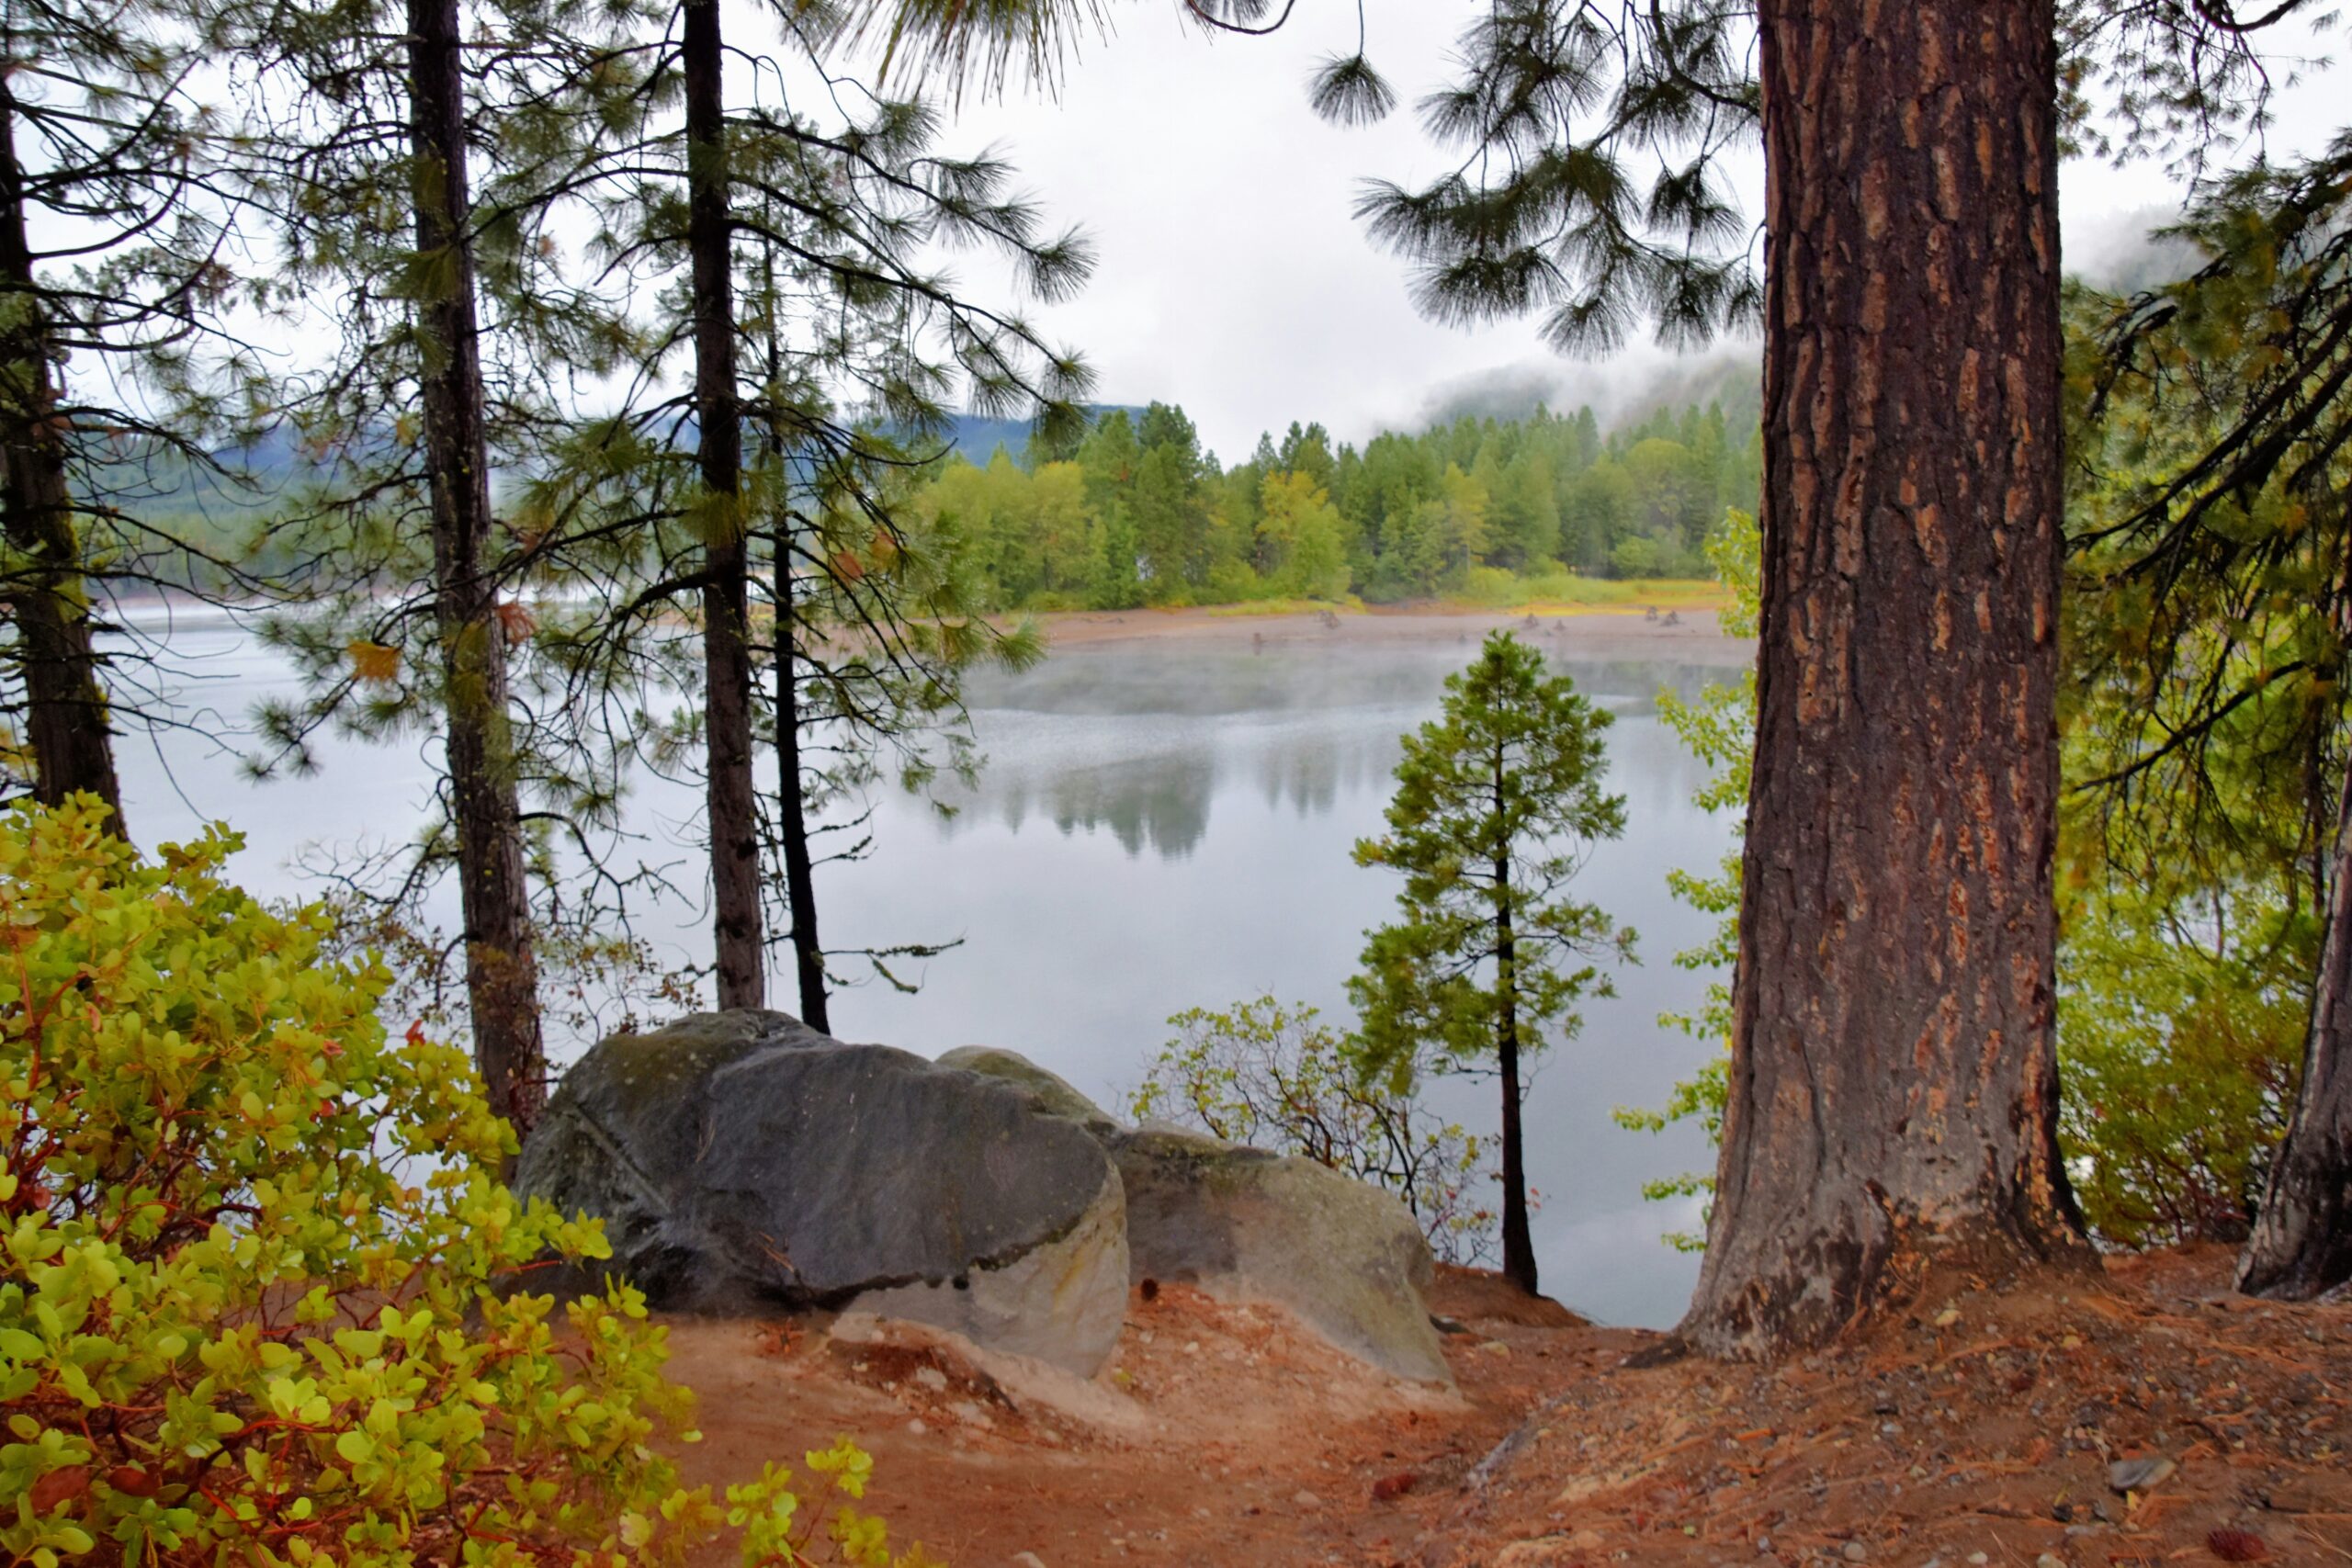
[1132,998,1498,1265]
[0,798,933,1568]
[1613,508,1757,1249]
[2054,861,2311,1248]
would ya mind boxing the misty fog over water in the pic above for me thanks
[118,616,1740,1329]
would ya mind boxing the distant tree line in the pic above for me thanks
[912,396,1763,611]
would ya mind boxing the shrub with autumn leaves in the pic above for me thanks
[0,797,933,1568]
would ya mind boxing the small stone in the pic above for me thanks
[1182,1340,1201,1356]
[913,1366,949,1391]
[1011,1556,1046,1568]
[2107,1455,2175,1494]
[1479,1340,1512,1358]
[1842,1543,1869,1562]
[2035,1556,2065,1568]
[1933,1308,1961,1328]
[905,1417,927,1436]
[1966,1556,1988,1567]
[1291,1489,1322,1508]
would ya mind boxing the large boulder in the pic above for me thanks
[515,1011,1129,1376]
[938,1047,1453,1385]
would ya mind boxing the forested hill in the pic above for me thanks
[79,409,1150,592]
[86,400,1749,609]
[917,398,1760,613]
[943,406,1149,465]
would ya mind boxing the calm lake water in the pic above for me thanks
[114,613,1745,1329]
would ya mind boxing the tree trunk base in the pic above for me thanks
[1680,1209,2094,1360]
[2236,1144,2352,1301]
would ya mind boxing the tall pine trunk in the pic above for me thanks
[407,0,546,1134]
[1495,854,1535,1295]
[683,0,763,1010]
[0,91,122,826]
[773,546,829,1032]
[1496,902,1533,1297]
[2238,752,2352,1297]
[757,261,826,1033]
[1679,0,2086,1358]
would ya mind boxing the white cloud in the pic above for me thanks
[904,3,2350,457]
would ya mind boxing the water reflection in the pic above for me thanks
[811,639,1745,1329]
[938,647,1734,868]
[111,618,1749,1331]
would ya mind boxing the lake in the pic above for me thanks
[113,610,1747,1329]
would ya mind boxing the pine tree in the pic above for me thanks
[1131,401,1211,599]
[0,0,277,826]
[1350,631,1633,1296]
[520,25,1089,1027]
[229,0,649,1131]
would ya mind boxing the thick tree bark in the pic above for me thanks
[773,547,830,1032]
[1679,0,2087,1358]
[2238,753,2352,1297]
[0,92,122,826]
[683,0,763,1011]
[407,0,546,1134]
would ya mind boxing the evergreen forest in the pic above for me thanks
[916,393,1760,609]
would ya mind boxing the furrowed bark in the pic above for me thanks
[0,88,122,826]
[683,0,764,1010]
[2238,751,2352,1298]
[407,0,546,1134]
[1679,0,2088,1358]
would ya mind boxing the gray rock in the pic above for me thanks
[2106,1455,2175,1494]
[944,1047,1452,1385]
[515,1011,1128,1375]
[1113,1127,1452,1383]
[935,1046,1125,1134]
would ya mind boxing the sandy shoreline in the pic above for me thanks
[1031,602,1756,668]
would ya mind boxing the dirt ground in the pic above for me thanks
[660,1250,2347,1567]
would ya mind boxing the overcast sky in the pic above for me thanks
[879,4,2348,461]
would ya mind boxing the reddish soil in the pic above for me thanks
[1030,604,1748,665]
[663,1250,2348,1567]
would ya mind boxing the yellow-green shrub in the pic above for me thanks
[0,798,935,1568]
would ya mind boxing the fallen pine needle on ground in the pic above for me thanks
[660,1248,2348,1567]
